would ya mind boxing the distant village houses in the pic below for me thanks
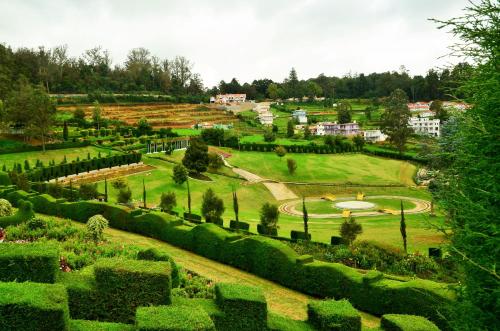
[408,111,440,137]
[292,109,308,124]
[362,129,387,142]
[301,121,360,136]
[253,104,274,125]
[213,94,246,104]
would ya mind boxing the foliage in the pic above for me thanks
[307,299,361,331]
[86,214,109,244]
[259,203,279,234]
[136,305,215,331]
[400,200,407,253]
[287,120,295,137]
[111,178,128,190]
[339,217,363,245]
[172,269,215,299]
[182,138,209,174]
[263,130,276,142]
[275,145,287,159]
[160,191,177,212]
[380,314,439,331]
[381,89,413,154]
[208,152,224,170]
[201,188,225,224]
[0,198,13,217]
[117,187,132,204]
[172,164,189,184]
[302,197,309,241]
[337,102,352,124]
[201,128,224,146]
[287,158,297,175]
[79,183,99,200]
[431,1,500,328]
[352,135,365,150]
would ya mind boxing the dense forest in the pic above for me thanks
[0,43,471,102]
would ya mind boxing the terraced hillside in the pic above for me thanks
[58,103,238,128]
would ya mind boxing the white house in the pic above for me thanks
[409,112,440,137]
[258,112,274,125]
[292,109,308,124]
[215,94,246,104]
[315,121,360,136]
[362,130,387,142]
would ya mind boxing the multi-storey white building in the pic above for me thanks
[409,112,440,137]
[362,130,387,142]
[315,121,360,136]
[292,109,308,124]
[215,94,246,104]
[258,112,274,125]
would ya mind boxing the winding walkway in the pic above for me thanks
[279,195,431,218]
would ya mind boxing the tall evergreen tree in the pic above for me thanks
[302,197,309,241]
[232,187,239,231]
[186,177,191,215]
[400,200,407,253]
[142,179,147,208]
[104,178,108,203]
[381,89,413,154]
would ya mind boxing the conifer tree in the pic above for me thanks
[400,200,407,253]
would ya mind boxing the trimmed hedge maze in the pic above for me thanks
[0,187,452,329]
[0,242,442,330]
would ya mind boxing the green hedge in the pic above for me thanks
[0,199,35,227]
[1,189,454,329]
[94,258,172,323]
[307,299,361,331]
[137,248,180,288]
[237,142,356,154]
[0,242,59,283]
[380,314,440,331]
[69,319,134,331]
[0,171,11,185]
[230,220,250,231]
[136,305,216,331]
[291,230,311,241]
[0,282,69,331]
[215,283,268,331]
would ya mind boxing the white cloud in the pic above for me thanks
[0,0,469,86]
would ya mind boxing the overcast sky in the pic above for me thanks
[0,0,469,86]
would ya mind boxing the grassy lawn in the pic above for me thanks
[240,134,314,146]
[305,198,416,214]
[0,145,119,169]
[172,128,202,136]
[225,150,417,185]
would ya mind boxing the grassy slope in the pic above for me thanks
[0,146,118,169]
[69,220,380,328]
[226,150,417,185]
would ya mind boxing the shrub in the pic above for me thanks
[259,203,279,235]
[201,188,225,224]
[172,164,189,184]
[340,217,362,245]
[86,214,109,244]
[0,242,60,283]
[291,230,311,241]
[0,282,69,331]
[380,314,440,331]
[136,305,216,331]
[230,220,250,231]
[208,152,224,170]
[79,183,99,200]
[307,299,361,331]
[331,236,346,245]
[215,283,268,331]
[137,248,180,288]
[117,187,132,204]
[0,199,35,228]
[111,178,128,190]
[0,198,13,216]
[69,319,134,331]
[287,158,297,174]
[94,258,172,323]
[160,191,177,212]
[26,216,46,230]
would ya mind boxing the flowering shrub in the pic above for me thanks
[0,199,13,217]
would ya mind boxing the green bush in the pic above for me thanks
[0,199,35,227]
[94,258,172,323]
[0,282,69,331]
[135,305,216,331]
[229,220,250,231]
[291,230,311,241]
[307,299,361,331]
[0,242,59,283]
[137,247,180,288]
[215,283,267,331]
[0,170,12,185]
[69,319,134,331]
[0,198,13,216]
[380,314,440,331]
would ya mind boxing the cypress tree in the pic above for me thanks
[16,163,22,173]
[142,178,147,208]
[187,177,191,215]
[303,196,309,241]
[63,121,69,141]
[24,160,30,171]
[400,200,407,254]
[104,178,108,203]
[232,187,239,231]
[69,180,74,201]
[2,165,6,172]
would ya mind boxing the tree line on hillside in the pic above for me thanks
[0,42,472,102]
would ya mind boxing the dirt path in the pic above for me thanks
[263,182,298,200]
[279,196,431,218]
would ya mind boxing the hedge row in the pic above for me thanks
[0,189,453,329]
[0,242,59,283]
[238,142,357,154]
[27,153,142,181]
[0,282,69,331]
[307,299,361,331]
[0,140,90,155]
[362,146,428,164]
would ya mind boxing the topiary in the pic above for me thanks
[86,214,109,244]
[0,199,13,217]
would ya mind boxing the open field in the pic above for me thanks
[0,146,119,169]
[57,103,238,128]
[225,150,417,185]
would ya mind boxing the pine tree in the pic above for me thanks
[400,200,407,254]
[232,188,239,231]
[24,160,30,171]
[186,177,192,215]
